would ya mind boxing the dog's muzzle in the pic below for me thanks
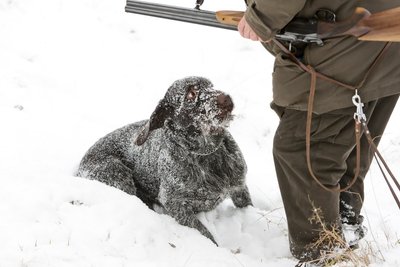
[216,93,234,120]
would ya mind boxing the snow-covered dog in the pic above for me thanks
[77,76,252,244]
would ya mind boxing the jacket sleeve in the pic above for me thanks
[245,0,307,41]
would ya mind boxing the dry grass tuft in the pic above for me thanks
[305,204,373,266]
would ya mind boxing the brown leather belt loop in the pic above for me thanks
[271,39,393,193]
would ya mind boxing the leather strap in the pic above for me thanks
[305,66,361,192]
[272,39,392,193]
[361,121,400,209]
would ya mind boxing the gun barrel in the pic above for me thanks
[125,0,237,31]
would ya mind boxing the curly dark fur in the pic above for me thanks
[77,76,252,244]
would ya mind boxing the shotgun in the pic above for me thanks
[125,0,400,43]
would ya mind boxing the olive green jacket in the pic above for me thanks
[245,0,400,113]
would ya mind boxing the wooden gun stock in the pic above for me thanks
[356,6,400,41]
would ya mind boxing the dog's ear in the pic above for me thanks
[135,100,175,146]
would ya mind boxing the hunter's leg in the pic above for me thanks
[272,107,356,261]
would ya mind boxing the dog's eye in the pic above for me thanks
[186,86,198,101]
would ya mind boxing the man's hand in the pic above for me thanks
[238,16,263,41]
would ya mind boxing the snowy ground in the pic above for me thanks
[0,0,399,266]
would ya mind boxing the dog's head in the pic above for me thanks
[135,76,234,145]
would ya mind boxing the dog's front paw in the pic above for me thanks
[230,186,253,208]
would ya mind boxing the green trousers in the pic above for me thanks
[272,94,399,261]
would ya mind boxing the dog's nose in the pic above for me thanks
[216,94,234,112]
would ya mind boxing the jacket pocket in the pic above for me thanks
[275,108,355,147]
[297,111,355,146]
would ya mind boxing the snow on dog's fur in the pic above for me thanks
[77,76,252,244]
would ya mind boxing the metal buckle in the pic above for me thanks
[315,9,336,23]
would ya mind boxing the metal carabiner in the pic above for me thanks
[352,90,366,123]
